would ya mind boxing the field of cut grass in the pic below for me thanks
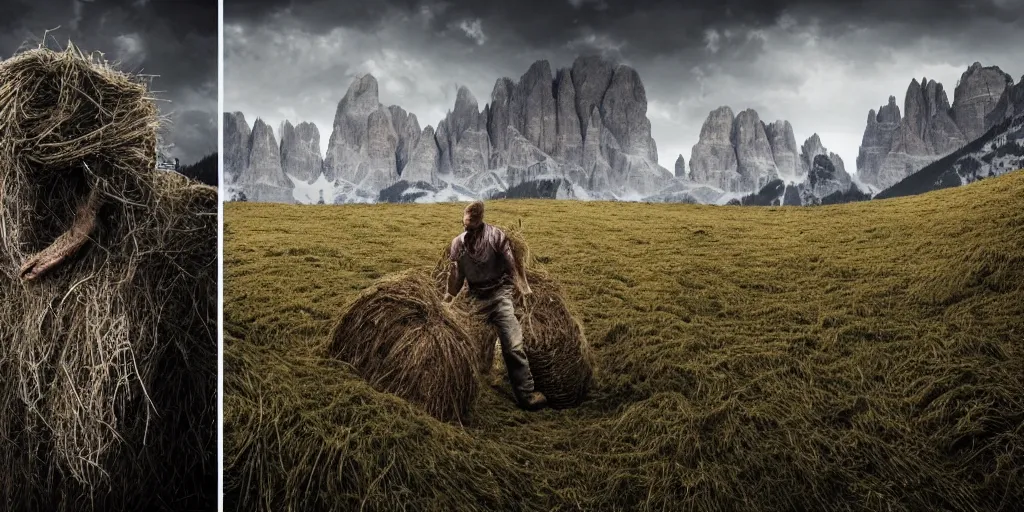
[224,170,1024,511]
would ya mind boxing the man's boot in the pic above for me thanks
[518,391,548,411]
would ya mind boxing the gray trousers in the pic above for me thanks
[472,285,536,398]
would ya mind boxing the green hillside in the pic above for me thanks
[224,169,1024,511]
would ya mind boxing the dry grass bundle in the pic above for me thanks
[328,269,482,423]
[514,269,595,408]
[0,44,217,511]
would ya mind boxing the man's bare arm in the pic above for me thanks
[446,261,465,300]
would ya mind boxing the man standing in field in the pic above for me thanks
[444,200,548,411]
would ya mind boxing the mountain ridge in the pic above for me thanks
[224,58,1021,205]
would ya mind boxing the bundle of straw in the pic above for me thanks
[328,269,482,423]
[0,44,217,511]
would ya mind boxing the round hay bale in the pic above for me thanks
[433,223,594,408]
[329,269,482,424]
[514,269,595,408]
[0,44,217,510]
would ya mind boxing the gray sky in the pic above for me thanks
[1,0,217,166]
[224,0,1024,175]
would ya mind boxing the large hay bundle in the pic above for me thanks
[434,223,594,408]
[329,269,482,423]
[513,269,594,408]
[0,45,217,511]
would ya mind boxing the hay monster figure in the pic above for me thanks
[0,44,217,511]
[444,200,549,411]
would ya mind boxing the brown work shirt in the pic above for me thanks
[450,224,515,296]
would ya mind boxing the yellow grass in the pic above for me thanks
[224,170,1024,511]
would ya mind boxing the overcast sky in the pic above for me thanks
[1,0,217,166]
[224,0,1024,175]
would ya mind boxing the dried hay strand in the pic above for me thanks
[432,223,594,408]
[328,269,482,423]
[0,44,217,510]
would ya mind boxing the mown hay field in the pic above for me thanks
[224,170,1024,512]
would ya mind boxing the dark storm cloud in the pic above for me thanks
[226,0,1023,49]
[1,0,218,166]
[224,0,1024,183]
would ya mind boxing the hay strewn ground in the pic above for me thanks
[0,45,217,511]
[224,170,1024,511]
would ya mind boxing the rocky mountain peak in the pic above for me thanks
[400,124,439,185]
[336,74,381,123]
[553,67,583,164]
[251,117,271,139]
[855,67,988,190]
[488,77,516,151]
[953,62,1015,141]
[571,55,616,135]
[800,133,828,173]
[223,111,251,183]
[280,120,324,184]
[700,106,736,142]
[601,64,657,161]
[987,75,1024,125]
[923,79,952,114]
[455,85,478,111]
[511,60,557,155]
[689,106,739,191]
[242,117,292,200]
[524,59,553,82]
[731,108,777,190]
[389,106,422,174]
[765,119,800,179]
[449,85,482,138]
[877,96,901,124]
[436,85,489,179]
[904,78,926,134]
[800,151,854,205]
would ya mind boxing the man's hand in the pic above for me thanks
[447,260,465,299]
[514,278,532,298]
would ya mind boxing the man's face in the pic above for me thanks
[463,211,482,232]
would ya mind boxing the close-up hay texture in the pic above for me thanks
[0,44,218,511]
[224,170,1024,511]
